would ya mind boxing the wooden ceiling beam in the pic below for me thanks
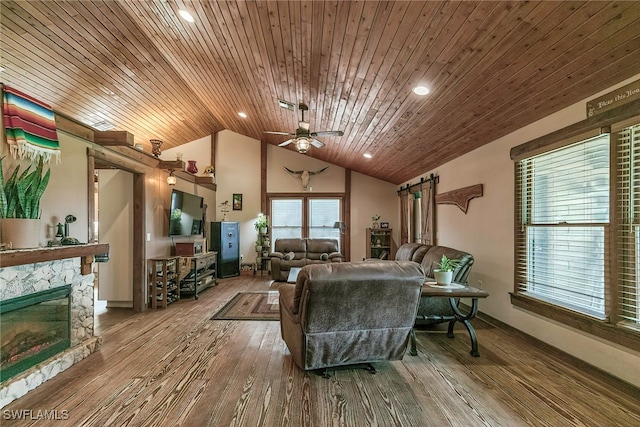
[94,130,135,147]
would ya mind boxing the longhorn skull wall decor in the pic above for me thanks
[284,166,329,190]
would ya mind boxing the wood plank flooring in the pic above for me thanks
[4,275,639,426]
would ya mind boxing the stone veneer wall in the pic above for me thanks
[0,258,101,407]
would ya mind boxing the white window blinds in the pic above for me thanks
[617,124,640,328]
[271,199,303,244]
[515,134,610,319]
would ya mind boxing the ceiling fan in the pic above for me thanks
[264,103,343,153]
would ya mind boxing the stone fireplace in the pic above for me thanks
[0,244,109,408]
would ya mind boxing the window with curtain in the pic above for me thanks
[269,196,343,249]
[514,121,640,342]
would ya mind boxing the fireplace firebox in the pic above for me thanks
[0,285,71,382]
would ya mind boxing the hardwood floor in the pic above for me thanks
[4,276,639,426]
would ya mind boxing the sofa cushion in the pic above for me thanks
[306,238,340,259]
[274,238,308,260]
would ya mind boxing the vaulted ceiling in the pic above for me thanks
[2,1,639,184]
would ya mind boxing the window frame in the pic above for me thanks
[510,105,640,352]
[267,192,346,252]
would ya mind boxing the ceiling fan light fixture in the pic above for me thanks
[295,137,311,153]
[179,10,195,22]
[413,85,430,96]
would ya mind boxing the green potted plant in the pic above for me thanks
[433,254,460,286]
[0,156,51,248]
[254,213,268,235]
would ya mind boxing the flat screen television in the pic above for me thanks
[169,189,204,236]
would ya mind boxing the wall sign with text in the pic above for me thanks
[586,79,640,118]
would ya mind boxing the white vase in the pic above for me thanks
[1,218,42,249]
[433,270,453,286]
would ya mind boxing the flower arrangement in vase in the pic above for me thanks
[371,214,381,229]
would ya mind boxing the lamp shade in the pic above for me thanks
[167,170,177,186]
[295,137,311,153]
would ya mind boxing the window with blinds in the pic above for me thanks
[617,124,640,328]
[271,199,303,243]
[515,134,610,319]
[270,196,343,248]
[308,198,341,242]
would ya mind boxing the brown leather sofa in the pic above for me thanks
[395,243,474,325]
[278,261,425,371]
[269,238,343,281]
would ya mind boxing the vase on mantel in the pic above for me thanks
[150,139,163,157]
[186,160,198,174]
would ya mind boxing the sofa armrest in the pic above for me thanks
[329,252,343,262]
[278,284,301,322]
[270,251,284,259]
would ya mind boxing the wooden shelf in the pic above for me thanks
[173,170,217,191]
[0,243,110,274]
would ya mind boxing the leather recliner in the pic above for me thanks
[278,261,425,371]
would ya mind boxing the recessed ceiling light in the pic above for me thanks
[413,86,430,96]
[179,10,195,22]
[364,153,373,159]
[0,66,4,73]
[238,112,247,118]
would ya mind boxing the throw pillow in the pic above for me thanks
[284,251,295,261]
[320,253,329,261]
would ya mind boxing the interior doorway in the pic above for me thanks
[87,149,147,321]
[96,169,134,307]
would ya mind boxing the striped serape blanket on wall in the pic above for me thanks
[2,85,60,163]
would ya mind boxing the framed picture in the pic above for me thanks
[380,222,389,229]
[233,193,242,210]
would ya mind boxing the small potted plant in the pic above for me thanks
[371,214,381,229]
[1,157,50,248]
[433,254,460,286]
[254,213,268,234]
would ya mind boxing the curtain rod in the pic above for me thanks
[397,173,438,194]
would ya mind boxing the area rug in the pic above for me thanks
[211,291,280,321]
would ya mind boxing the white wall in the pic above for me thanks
[267,145,344,193]
[0,132,91,247]
[404,74,640,387]
[351,172,399,261]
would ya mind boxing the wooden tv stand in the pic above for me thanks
[179,252,217,300]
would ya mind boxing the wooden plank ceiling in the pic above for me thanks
[1,1,639,184]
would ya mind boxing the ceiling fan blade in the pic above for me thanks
[310,138,325,148]
[310,130,343,137]
[264,131,295,136]
[278,139,295,147]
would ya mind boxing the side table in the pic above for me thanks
[410,283,489,357]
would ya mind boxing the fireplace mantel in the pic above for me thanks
[0,243,110,274]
